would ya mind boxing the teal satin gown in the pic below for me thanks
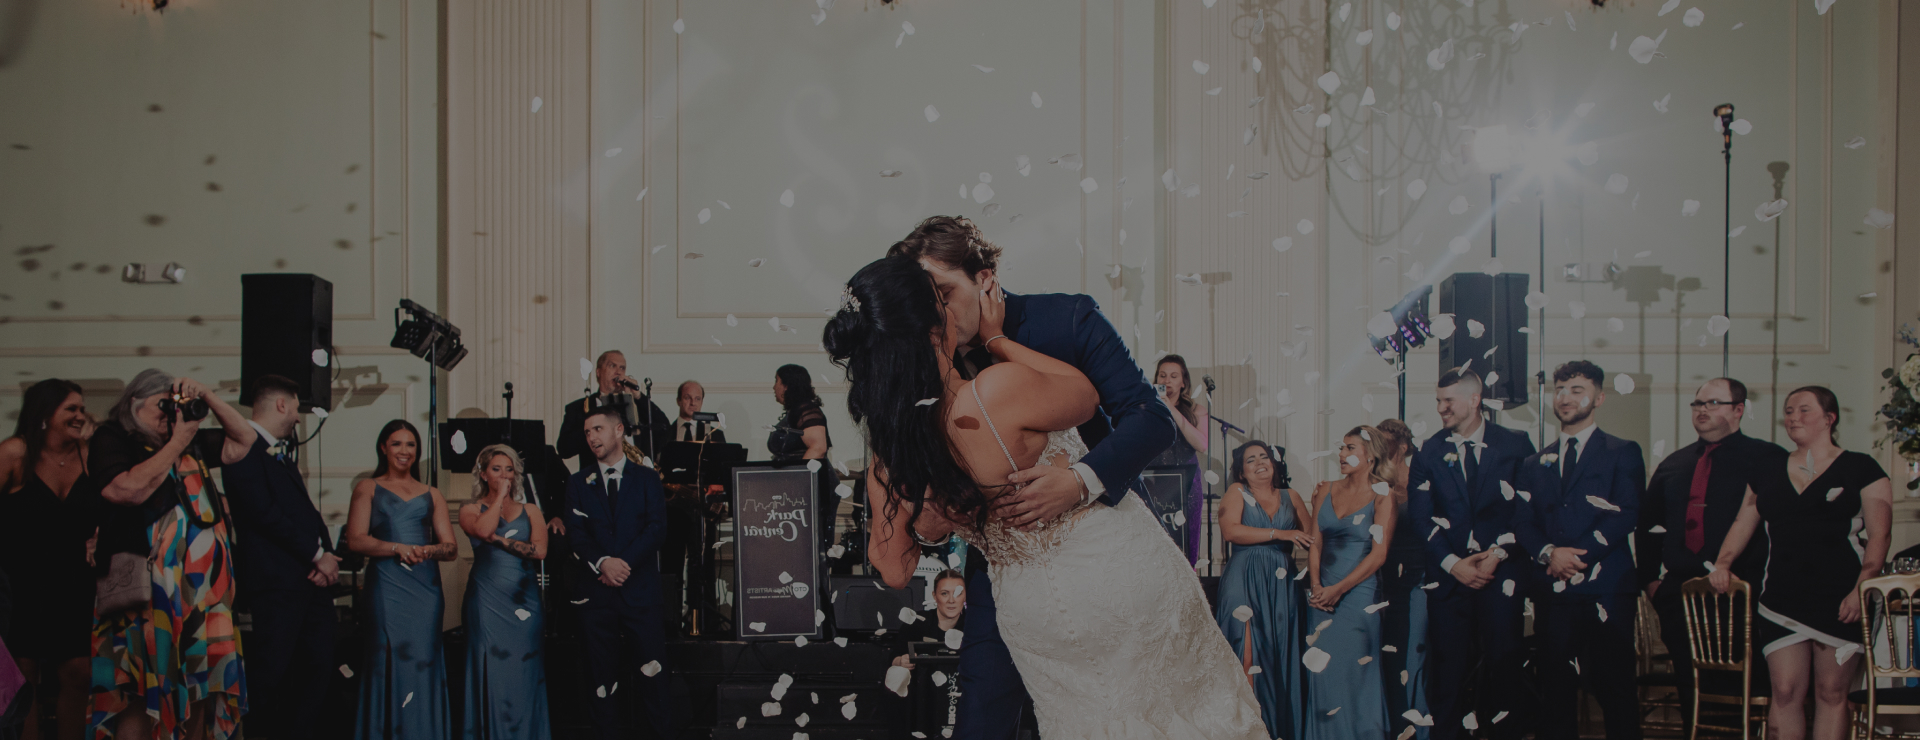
[1214,488,1309,740]
[1304,493,1388,740]
[460,506,550,740]
[356,485,451,740]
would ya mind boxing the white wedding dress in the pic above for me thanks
[956,383,1270,740]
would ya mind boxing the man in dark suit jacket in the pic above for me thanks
[563,407,671,740]
[1407,369,1535,740]
[1513,360,1644,740]
[221,375,340,740]
[1636,378,1782,728]
[888,217,1174,740]
[557,350,674,469]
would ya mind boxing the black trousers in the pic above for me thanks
[1427,566,1527,740]
[1537,592,1641,740]
[953,548,1033,740]
[580,603,671,740]
[245,586,337,740]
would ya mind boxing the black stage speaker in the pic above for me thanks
[1438,272,1529,406]
[241,273,333,409]
[831,575,926,631]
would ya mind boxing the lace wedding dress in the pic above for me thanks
[956,383,1270,740]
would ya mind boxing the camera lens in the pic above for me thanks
[180,398,210,422]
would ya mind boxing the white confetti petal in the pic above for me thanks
[1297,219,1315,235]
[1193,60,1210,74]
[1708,314,1731,336]
[1865,208,1895,229]
[1316,71,1341,95]
[924,105,939,123]
[1628,30,1666,64]
[1031,92,1043,108]
[1303,647,1333,673]
[1080,177,1098,194]
[1684,7,1705,26]
[530,97,543,113]
[451,430,468,454]
[672,18,685,34]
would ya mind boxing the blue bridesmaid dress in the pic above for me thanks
[1215,488,1309,740]
[1304,492,1389,740]
[460,506,550,740]
[356,485,452,740]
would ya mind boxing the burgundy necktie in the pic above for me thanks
[1685,442,1721,552]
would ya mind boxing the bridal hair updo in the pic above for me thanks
[823,254,994,535]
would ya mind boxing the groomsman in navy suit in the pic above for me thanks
[1408,369,1535,740]
[564,408,671,740]
[222,375,339,740]
[1514,360,1645,740]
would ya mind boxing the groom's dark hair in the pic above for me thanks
[824,255,998,536]
[887,215,1002,279]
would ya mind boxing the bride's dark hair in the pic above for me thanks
[823,255,993,536]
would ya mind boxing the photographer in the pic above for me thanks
[88,369,256,740]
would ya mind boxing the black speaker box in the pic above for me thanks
[1438,272,1530,406]
[241,273,334,410]
[830,575,926,632]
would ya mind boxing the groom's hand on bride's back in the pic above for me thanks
[998,465,1087,530]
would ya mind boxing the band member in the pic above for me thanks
[672,380,725,443]
[559,350,673,467]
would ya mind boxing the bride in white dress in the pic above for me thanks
[823,255,1268,740]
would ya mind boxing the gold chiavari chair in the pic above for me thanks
[1638,593,1684,736]
[1681,577,1767,740]
[1854,574,1920,739]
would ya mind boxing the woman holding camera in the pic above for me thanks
[88,369,257,740]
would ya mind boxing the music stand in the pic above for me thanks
[659,441,746,488]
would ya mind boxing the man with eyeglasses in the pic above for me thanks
[1635,378,1787,732]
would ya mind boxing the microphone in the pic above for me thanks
[503,381,515,399]
[616,377,641,392]
[1714,103,1735,153]
[1201,374,1217,393]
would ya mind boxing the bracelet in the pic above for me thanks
[984,334,1009,351]
[1069,467,1098,508]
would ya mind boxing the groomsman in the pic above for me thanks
[1636,378,1783,728]
[1514,361,1644,740]
[564,408,672,739]
[222,375,339,740]
[1408,369,1535,740]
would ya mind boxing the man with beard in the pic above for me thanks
[1513,360,1645,740]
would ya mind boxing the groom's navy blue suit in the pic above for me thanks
[955,292,1174,740]
[563,459,671,740]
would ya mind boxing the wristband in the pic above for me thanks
[1070,467,1098,507]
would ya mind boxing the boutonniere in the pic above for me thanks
[1540,453,1560,466]
[587,473,599,485]
[1443,452,1459,465]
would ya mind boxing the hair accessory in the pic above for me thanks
[839,285,862,314]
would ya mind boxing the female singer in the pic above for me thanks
[769,365,839,558]
[89,369,256,740]
[1151,355,1209,563]
[457,445,550,740]
[0,379,95,740]
[1305,426,1396,740]
[347,420,456,740]
[1711,386,1891,740]
[1214,440,1311,740]
[1374,419,1429,740]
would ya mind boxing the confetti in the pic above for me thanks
[530,97,543,113]
[924,105,940,123]
[1684,7,1705,26]
[1613,374,1636,395]
[1193,60,1210,74]
[1303,647,1332,673]
[1866,208,1895,229]
[1628,30,1666,64]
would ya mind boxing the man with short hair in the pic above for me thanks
[1636,378,1784,728]
[671,380,725,443]
[1514,360,1645,740]
[564,407,671,740]
[887,215,1174,740]
[558,350,673,467]
[1407,368,1536,740]
[221,375,340,740]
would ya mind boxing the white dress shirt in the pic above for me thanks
[1439,421,1490,575]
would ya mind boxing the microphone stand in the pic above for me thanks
[1201,375,1218,577]
[1716,103,1735,378]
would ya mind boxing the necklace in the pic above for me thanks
[51,443,80,468]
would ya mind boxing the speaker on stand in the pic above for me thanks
[241,273,335,410]
[1437,273,1531,408]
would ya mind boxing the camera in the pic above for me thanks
[1152,383,1169,396]
[160,393,210,422]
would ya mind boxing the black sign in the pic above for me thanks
[1139,464,1197,547]
[731,464,822,641]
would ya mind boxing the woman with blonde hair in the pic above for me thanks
[1305,425,1396,740]
[458,445,550,740]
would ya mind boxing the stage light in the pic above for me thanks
[390,299,467,371]
[1368,285,1434,363]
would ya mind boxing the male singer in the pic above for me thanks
[1637,378,1783,727]
[672,380,725,443]
[1407,369,1535,740]
[564,408,671,739]
[1514,361,1645,740]
[558,350,673,468]
[221,374,340,740]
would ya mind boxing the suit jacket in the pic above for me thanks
[562,459,668,608]
[557,392,674,466]
[1406,421,1537,601]
[1513,428,1645,598]
[1635,431,1782,590]
[221,435,334,595]
[1004,292,1174,506]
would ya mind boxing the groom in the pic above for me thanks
[887,216,1175,739]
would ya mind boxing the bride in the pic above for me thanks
[824,255,1269,739]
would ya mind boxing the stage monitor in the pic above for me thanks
[1139,464,1197,548]
[730,463,823,642]
[1439,272,1531,406]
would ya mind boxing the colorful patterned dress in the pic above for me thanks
[88,426,246,739]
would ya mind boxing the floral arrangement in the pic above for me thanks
[1875,321,1920,489]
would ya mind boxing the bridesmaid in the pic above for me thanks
[1214,440,1312,740]
[457,445,550,740]
[1305,426,1395,740]
[1374,419,1430,740]
[347,420,457,740]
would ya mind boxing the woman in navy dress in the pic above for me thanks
[457,445,550,740]
[347,420,457,740]
[1712,386,1891,740]
[1305,426,1395,740]
[1374,419,1429,740]
[1214,440,1312,740]
[1151,355,1210,564]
